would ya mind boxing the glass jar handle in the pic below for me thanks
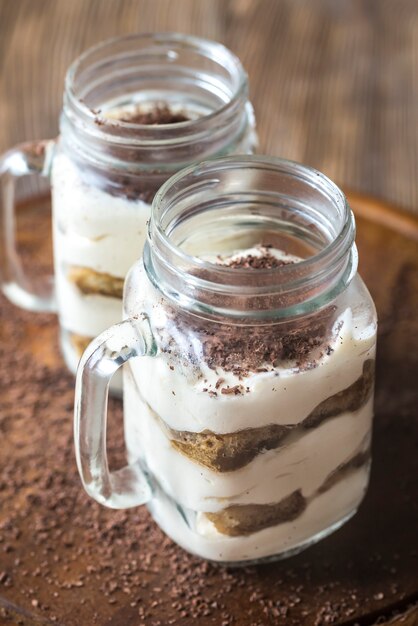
[0,140,56,312]
[74,316,156,509]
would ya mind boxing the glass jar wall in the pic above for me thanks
[117,156,377,562]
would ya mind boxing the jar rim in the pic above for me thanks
[151,155,353,275]
[146,155,357,318]
[64,32,248,139]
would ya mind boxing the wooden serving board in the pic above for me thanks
[0,193,417,626]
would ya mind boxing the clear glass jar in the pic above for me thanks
[74,156,377,564]
[0,34,256,390]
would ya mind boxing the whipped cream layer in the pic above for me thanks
[52,153,150,279]
[57,284,123,337]
[148,466,369,562]
[127,281,376,434]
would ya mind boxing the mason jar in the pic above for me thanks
[74,156,377,564]
[0,33,257,390]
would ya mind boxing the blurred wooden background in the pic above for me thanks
[0,0,417,213]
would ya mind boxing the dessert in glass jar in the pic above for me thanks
[0,34,256,393]
[74,156,377,564]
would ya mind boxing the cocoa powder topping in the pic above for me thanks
[166,247,337,376]
[117,105,189,125]
[224,248,294,270]
[91,105,191,204]
[198,314,333,376]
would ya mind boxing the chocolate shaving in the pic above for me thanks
[220,385,244,396]
[194,306,335,376]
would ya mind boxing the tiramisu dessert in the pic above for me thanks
[123,245,377,563]
[49,34,256,389]
[74,155,377,564]
[52,105,256,386]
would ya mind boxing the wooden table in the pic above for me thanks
[1,2,418,625]
[0,0,418,213]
